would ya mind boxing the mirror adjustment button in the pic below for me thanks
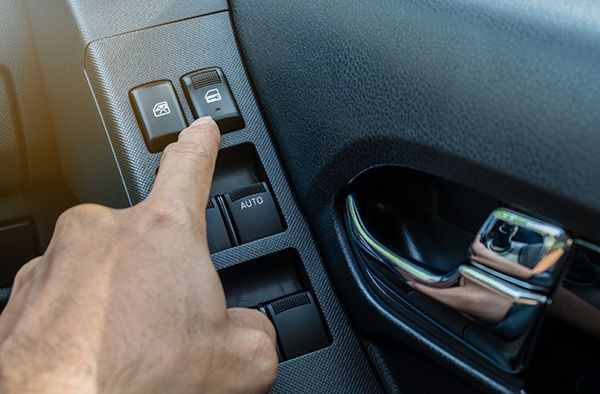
[181,68,244,134]
[206,197,232,253]
[129,81,187,153]
[224,182,283,244]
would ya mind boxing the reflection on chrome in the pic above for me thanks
[471,209,571,283]
[346,194,461,288]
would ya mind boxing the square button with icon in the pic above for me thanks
[181,68,244,134]
[130,80,187,153]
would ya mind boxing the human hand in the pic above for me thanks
[0,117,278,394]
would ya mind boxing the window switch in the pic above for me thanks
[266,292,329,360]
[181,68,244,134]
[224,182,283,244]
[206,197,232,253]
[130,81,187,153]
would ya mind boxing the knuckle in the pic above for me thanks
[13,258,40,290]
[141,196,188,226]
[14,262,31,281]
[12,267,26,286]
[55,204,112,233]
[163,140,217,166]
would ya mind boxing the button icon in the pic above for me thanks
[152,101,171,118]
[204,88,222,103]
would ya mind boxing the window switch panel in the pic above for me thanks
[130,80,187,153]
[224,182,283,244]
[181,68,244,134]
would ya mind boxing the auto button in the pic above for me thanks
[224,182,284,244]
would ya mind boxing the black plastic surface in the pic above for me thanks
[267,292,330,360]
[219,249,305,308]
[181,68,244,133]
[130,81,187,153]
[526,316,600,393]
[230,0,600,241]
[407,291,469,337]
[0,220,38,287]
[563,244,600,311]
[224,182,284,244]
[32,0,227,44]
[206,197,232,253]
[211,143,266,196]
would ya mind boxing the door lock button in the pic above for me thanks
[224,182,284,244]
[130,80,187,153]
[181,68,244,134]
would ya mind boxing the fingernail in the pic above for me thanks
[191,116,213,126]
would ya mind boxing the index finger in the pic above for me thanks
[149,117,221,215]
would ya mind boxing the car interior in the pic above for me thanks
[1,1,599,393]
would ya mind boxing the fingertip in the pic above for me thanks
[179,117,221,146]
[191,116,215,127]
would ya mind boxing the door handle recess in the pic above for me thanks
[347,194,461,288]
[346,194,552,323]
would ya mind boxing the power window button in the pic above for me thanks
[181,68,244,134]
[224,182,284,244]
[129,81,187,153]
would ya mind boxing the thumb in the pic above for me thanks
[149,117,221,216]
[227,307,277,346]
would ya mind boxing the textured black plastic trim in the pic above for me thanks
[230,1,600,392]
[1,0,62,187]
[228,182,266,202]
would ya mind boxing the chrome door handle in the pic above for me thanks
[347,194,461,287]
[471,208,571,290]
[345,194,564,323]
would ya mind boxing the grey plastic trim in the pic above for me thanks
[84,69,132,206]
